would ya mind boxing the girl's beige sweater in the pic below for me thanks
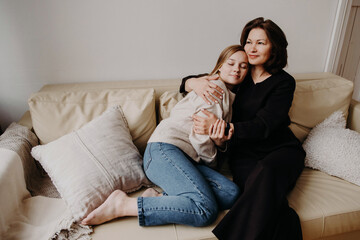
[148,80,235,165]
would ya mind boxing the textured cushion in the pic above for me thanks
[31,106,151,221]
[28,88,156,154]
[302,111,360,186]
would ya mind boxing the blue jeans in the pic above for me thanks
[138,142,240,227]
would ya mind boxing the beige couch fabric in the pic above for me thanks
[288,168,360,240]
[8,73,359,240]
[28,88,156,154]
[0,149,91,240]
[0,149,30,236]
[289,74,353,142]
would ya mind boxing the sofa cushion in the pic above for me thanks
[303,111,360,186]
[28,88,156,154]
[288,168,360,240]
[289,73,353,142]
[31,105,151,221]
[90,168,360,240]
[158,90,185,121]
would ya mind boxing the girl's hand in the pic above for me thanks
[192,109,218,135]
[185,74,224,104]
[209,119,234,147]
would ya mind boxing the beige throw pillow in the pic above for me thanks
[28,88,156,154]
[159,90,184,121]
[31,105,151,221]
[289,76,353,142]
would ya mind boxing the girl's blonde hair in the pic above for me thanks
[210,45,245,76]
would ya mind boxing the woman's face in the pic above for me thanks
[244,28,272,66]
[218,51,248,88]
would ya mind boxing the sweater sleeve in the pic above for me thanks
[189,80,232,165]
[179,73,209,94]
[233,76,295,140]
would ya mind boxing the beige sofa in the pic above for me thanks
[1,72,360,240]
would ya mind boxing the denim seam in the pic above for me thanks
[142,206,205,215]
[144,143,152,171]
[144,154,152,171]
[157,142,210,215]
[137,197,145,226]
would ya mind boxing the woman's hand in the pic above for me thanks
[192,109,218,135]
[185,75,224,104]
[209,119,234,147]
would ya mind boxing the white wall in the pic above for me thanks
[0,0,339,129]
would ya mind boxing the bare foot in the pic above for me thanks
[81,190,137,225]
[141,188,162,197]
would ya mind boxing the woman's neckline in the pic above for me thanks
[250,67,272,85]
[251,73,272,85]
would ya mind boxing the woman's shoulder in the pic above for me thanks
[270,70,295,87]
[274,70,295,82]
[258,70,295,94]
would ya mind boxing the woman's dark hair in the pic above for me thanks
[240,17,288,74]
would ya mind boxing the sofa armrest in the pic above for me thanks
[18,111,33,130]
[347,99,360,133]
[0,149,30,235]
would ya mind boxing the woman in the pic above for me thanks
[181,17,305,239]
[81,45,248,227]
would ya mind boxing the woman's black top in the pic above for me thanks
[180,70,302,159]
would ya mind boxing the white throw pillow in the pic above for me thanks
[303,111,360,186]
[31,105,151,221]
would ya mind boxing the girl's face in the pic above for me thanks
[218,51,248,88]
[244,28,272,66]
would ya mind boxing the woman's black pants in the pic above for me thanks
[213,146,305,240]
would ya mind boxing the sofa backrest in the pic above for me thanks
[28,88,154,154]
[22,73,356,152]
[26,79,180,154]
[158,73,354,142]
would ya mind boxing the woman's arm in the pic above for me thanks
[193,74,295,141]
[180,74,224,105]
